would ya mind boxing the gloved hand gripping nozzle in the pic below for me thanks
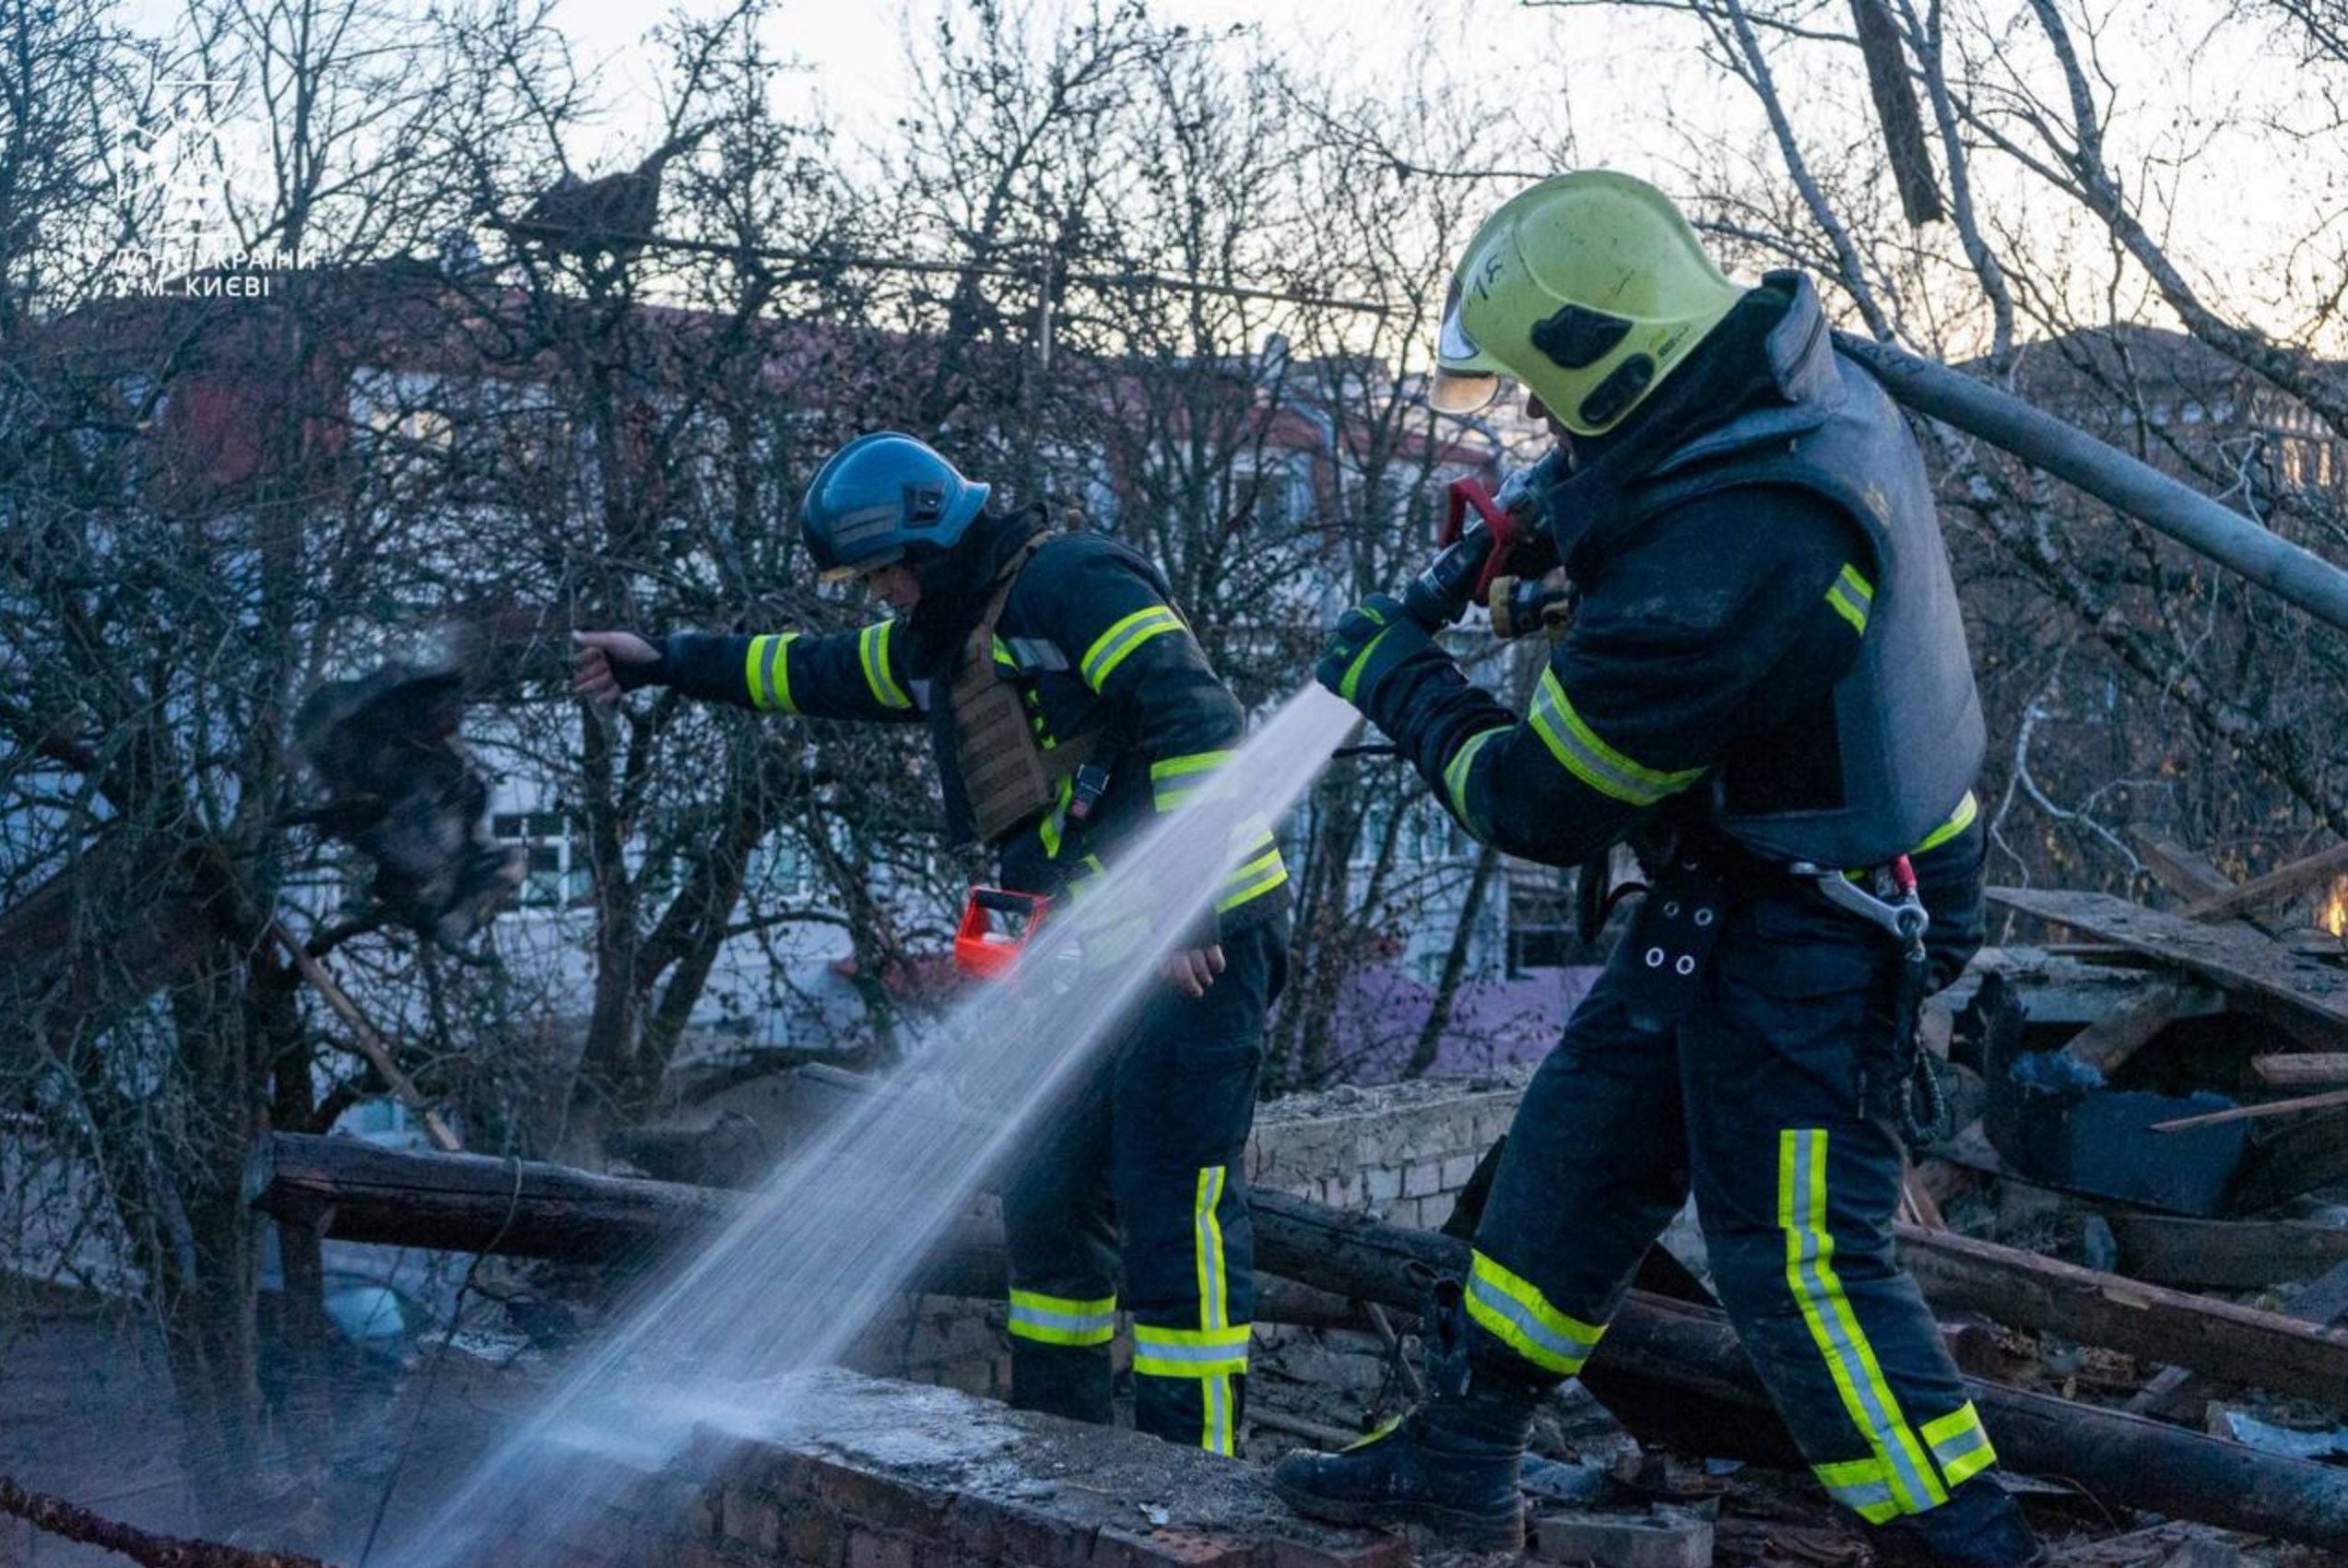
[1399,455,1563,633]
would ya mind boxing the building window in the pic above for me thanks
[1506,869,1573,976]
[349,367,454,451]
[753,834,815,900]
[490,809,586,907]
[1235,453,1312,532]
[1507,925,1571,974]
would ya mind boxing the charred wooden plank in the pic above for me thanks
[2255,1054,2348,1088]
[2063,977,2188,1078]
[2131,1253,2348,1421]
[1988,887,2348,1036]
[2185,844,2348,925]
[1892,1224,2348,1409]
[244,1131,736,1263]
[2106,1214,2348,1291]
[2232,1106,2348,1215]
[2133,835,2239,903]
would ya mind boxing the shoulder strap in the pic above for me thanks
[949,537,1093,844]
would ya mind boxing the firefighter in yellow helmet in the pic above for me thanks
[1424,169,1740,431]
[1278,172,2036,1565]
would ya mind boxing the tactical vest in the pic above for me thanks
[1610,283,1986,867]
[949,536,1096,844]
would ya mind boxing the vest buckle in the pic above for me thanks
[1065,762,1111,824]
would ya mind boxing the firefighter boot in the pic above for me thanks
[1269,1279,1542,1551]
[1870,1478,2043,1568]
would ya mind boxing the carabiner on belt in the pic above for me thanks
[1788,853,1930,959]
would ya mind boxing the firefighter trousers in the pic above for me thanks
[999,919,1286,1455]
[1464,831,2003,1528]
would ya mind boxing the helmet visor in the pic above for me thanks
[1431,368,1502,414]
[1432,277,1503,414]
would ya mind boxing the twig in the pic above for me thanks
[266,919,460,1152]
[1364,1301,1422,1399]
[0,1477,337,1568]
[2153,1086,2348,1133]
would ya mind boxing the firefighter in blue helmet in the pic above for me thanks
[1273,173,2040,1566]
[574,432,1287,1455]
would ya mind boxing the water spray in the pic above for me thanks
[379,686,1363,1568]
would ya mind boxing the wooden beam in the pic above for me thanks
[1936,949,2224,1030]
[1252,1185,2348,1548]
[2184,844,2348,925]
[2130,1252,2348,1421]
[240,1133,1363,1325]
[2106,1214,2348,1291]
[2064,977,2187,1078]
[1988,887,2348,1037]
[245,1130,736,1263]
[2134,835,2238,903]
[1892,1224,2348,1409]
[2255,1055,2348,1089]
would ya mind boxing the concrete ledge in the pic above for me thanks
[554,1371,1406,1568]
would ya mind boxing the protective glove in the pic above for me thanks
[571,630,669,702]
[1314,594,1437,729]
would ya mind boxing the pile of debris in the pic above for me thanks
[1931,839,2348,1225]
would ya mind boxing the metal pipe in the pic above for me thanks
[1833,331,2348,636]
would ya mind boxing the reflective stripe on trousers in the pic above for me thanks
[1781,1127,1944,1515]
[1462,1248,1605,1376]
[1132,1164,1250,1456]
[1812,1400,1997,1523]
[1005,1288,1115,1348]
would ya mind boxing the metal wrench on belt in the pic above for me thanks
[1787,853,1930,959]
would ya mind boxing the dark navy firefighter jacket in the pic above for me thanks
[655,510,1290,940]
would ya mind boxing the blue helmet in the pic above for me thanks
[798,431,991,582]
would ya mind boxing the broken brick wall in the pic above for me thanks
[1246,1076,1525,1232]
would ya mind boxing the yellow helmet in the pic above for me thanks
[1434,171,1743,436]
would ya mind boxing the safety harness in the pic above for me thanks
[1614,829,1948,1144]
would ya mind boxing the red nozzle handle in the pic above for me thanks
[1442,477,1530,602]
[955,886,1052,982]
